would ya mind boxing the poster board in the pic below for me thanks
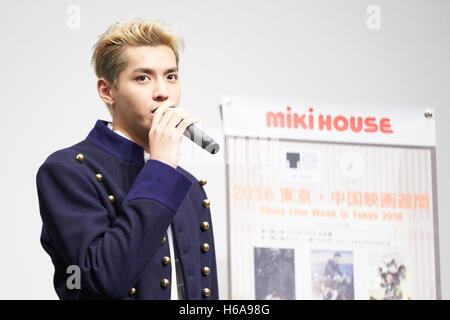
[222,96,440,300]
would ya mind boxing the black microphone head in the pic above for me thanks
[206,142,220,154]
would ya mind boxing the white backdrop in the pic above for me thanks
[0,0,449,299]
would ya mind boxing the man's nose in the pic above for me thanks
[152,77,169,101]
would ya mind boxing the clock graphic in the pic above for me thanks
[339,151,365,180]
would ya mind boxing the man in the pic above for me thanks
[383,272,402,300]
[36,18,218,300]
[322,252,343,300]
[324,252,343,279]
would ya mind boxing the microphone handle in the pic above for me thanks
[183,124,220,154]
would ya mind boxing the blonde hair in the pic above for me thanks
[91,18,185,113]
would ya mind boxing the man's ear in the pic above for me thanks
[97,78,115,105]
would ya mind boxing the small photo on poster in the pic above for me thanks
[311,250,355,300]
[281,147,321,182]
[368,253,412,300]
[254,247,295,300]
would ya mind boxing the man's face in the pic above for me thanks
[333,256,341,264]
[386,273,394,284]
[111,45,181,133]
[400,268,406,277]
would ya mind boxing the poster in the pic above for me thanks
[222,96,440,300]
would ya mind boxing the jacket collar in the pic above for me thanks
[86,119,145,165]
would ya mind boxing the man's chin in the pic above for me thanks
[141,120,154,136]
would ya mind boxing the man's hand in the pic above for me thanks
[148,100,199,168]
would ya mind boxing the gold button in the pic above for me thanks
[75,154,84,163]
[108,195,115,203]
[201,221,210,231]
[128,287,136,297]
[161,278,170,288]
[202,199,210,208]
[161,256,171,265]
[201,242,210,252]
[199,178,207,186]
[202,266,210,276]
[202,288,211,297]
[95,173,103,182]
[161,236,167,244]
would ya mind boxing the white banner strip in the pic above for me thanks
[221,96,436,147]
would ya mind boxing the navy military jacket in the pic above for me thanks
[36,119,218,300]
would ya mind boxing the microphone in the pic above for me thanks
[183,124,220,154]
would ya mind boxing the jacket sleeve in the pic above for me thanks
[36,156,192,299]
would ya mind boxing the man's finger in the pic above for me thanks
[151,102,174,131]
[175,117,199,136]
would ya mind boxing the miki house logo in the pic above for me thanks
[266,107,394,134]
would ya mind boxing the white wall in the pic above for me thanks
[0,0,448,299]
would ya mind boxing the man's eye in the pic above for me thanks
[168,74,178,80]
[136,75,149,82]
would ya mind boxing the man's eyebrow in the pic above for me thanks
[131,67,178,75]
